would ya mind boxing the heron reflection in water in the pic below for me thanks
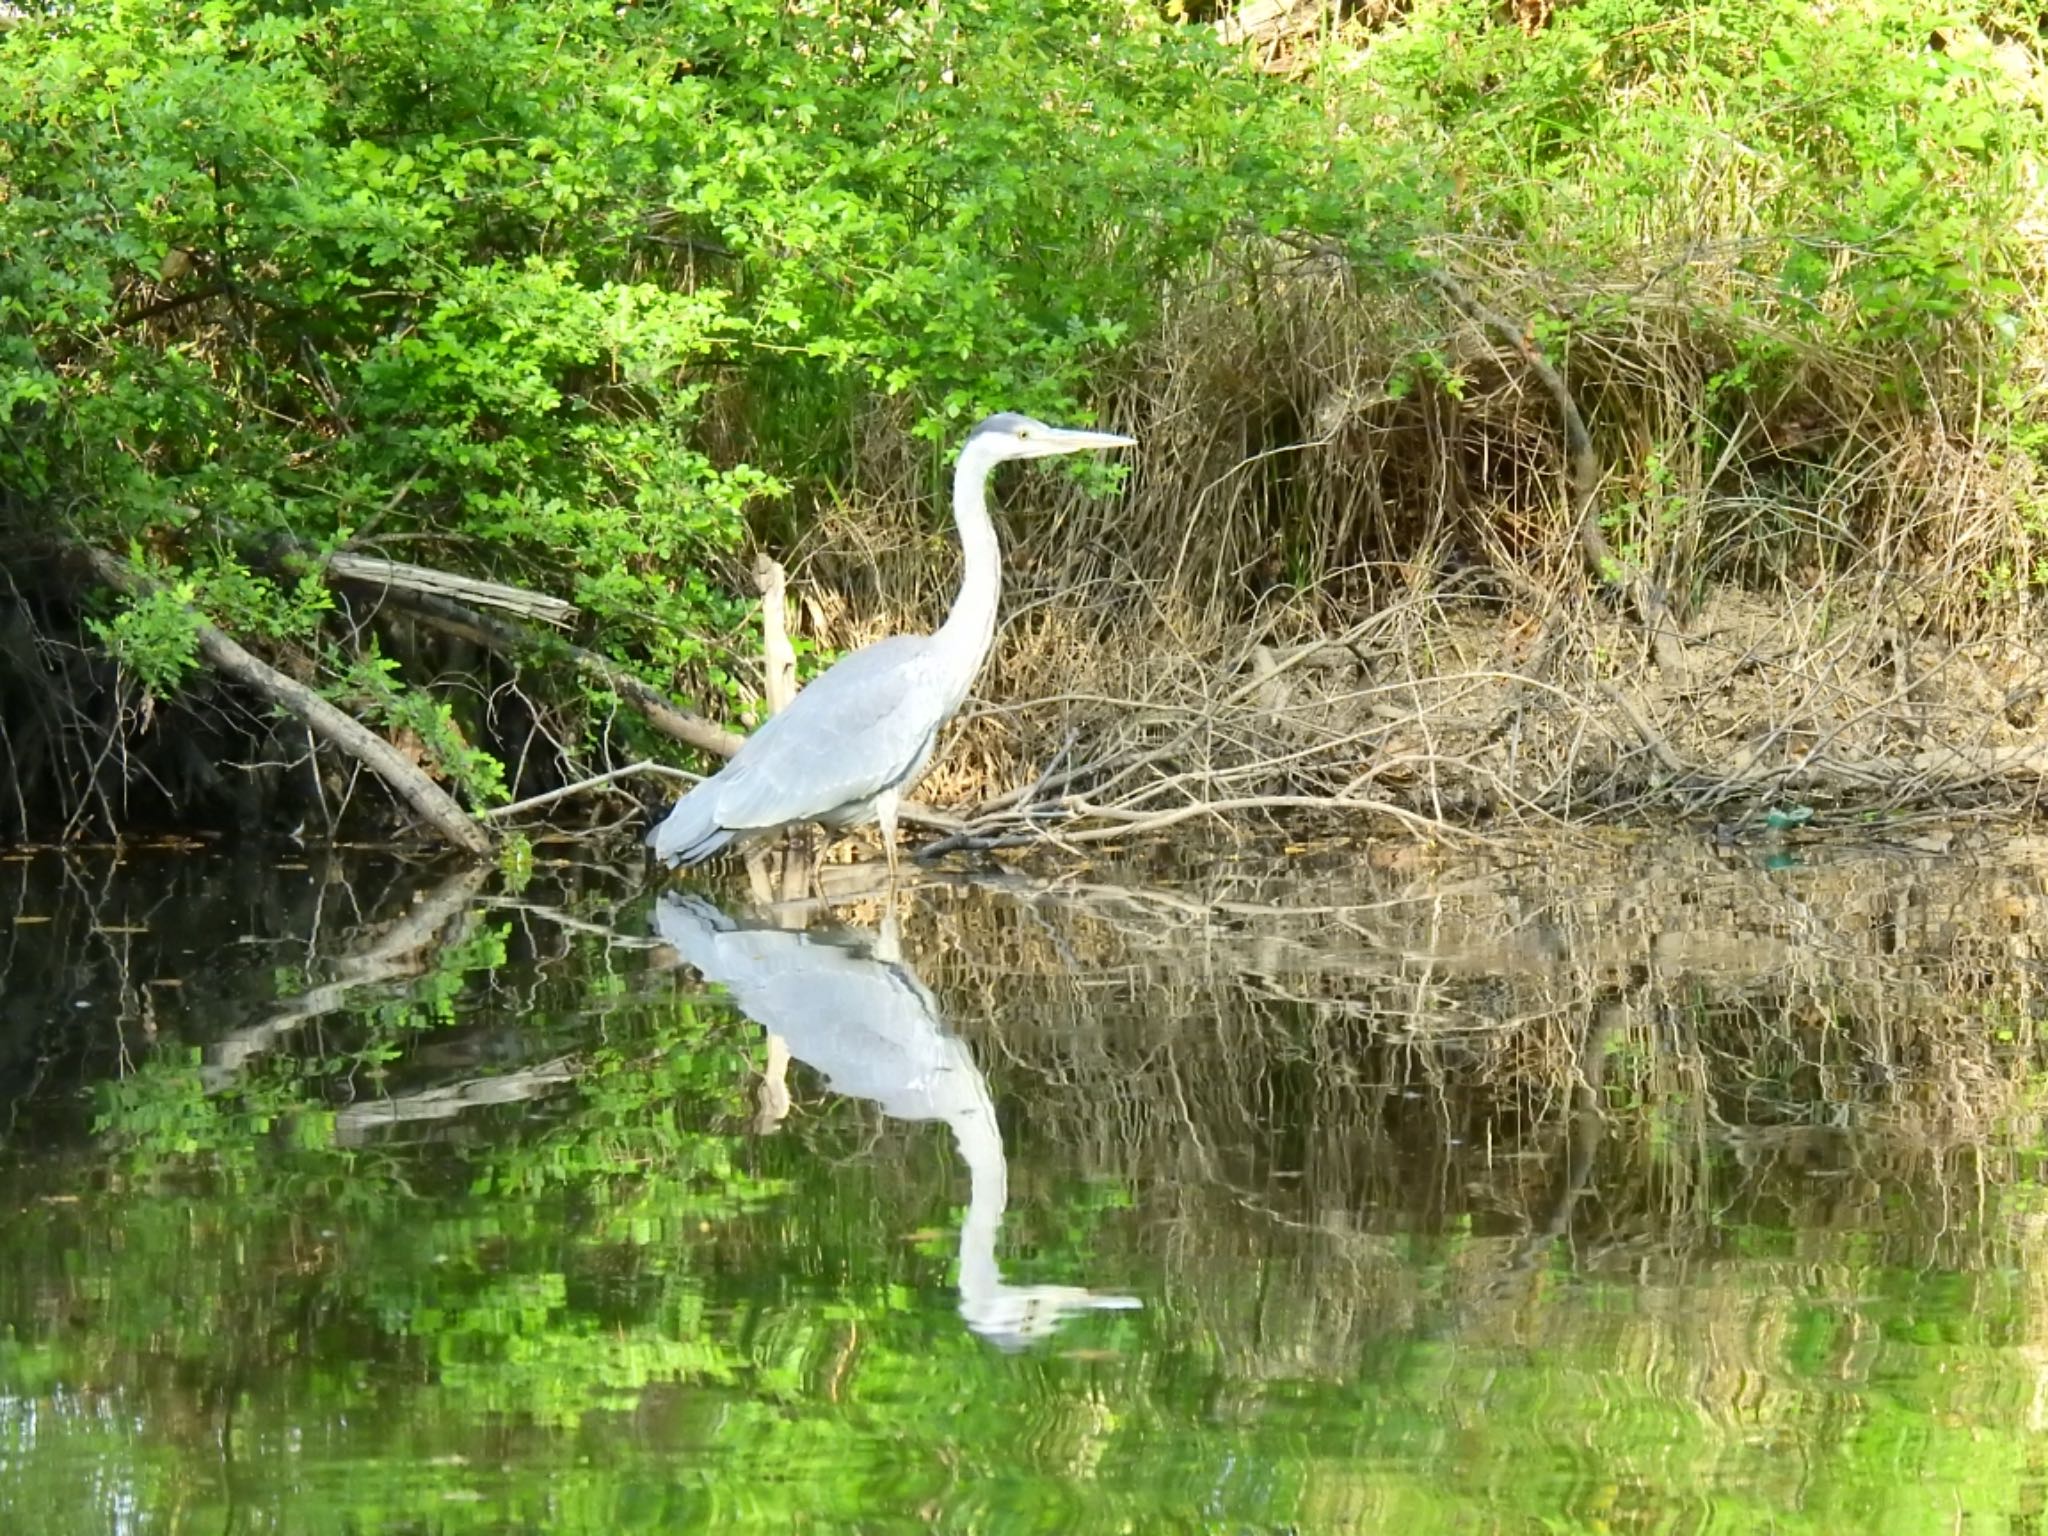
[654,893,1139,1350]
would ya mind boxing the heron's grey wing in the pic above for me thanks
[653,894,960,1118]
[655,894,877,1007]
[709,635,945,832]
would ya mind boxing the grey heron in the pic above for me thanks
[647,413,1135,877]
[653,892,1140,1349]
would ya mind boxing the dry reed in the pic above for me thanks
[780,242,2048,849]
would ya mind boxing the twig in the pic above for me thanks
[481,761,697,823]
[1044,791,1467,844]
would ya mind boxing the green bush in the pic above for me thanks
[0,0,1350,806]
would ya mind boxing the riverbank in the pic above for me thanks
[879,578,2048,853]
[3,2,2043,850]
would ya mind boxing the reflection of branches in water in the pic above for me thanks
[201,864,490,1088]
[863,839,2048,1371]
[0,850,457,1106]
[197,858,669,1120]
[22,834,2048,1389]
[331,1055,578,1145]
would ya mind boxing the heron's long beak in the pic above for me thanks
[1043,426,1137,454]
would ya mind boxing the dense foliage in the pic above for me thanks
[0,0,1331,806]
[1,0,2041,831]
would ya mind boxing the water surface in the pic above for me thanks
[4,832,2047,1532]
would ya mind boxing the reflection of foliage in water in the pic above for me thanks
[3,842,2048,1531]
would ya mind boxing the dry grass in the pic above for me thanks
[778,242,2048,844]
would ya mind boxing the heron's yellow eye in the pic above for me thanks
[1016,427,1033,438]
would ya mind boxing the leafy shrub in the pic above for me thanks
[0,0,1351,812]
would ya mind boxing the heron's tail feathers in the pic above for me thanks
[646,791,737,868]
[654,893,738,931]
[651,894,740,963]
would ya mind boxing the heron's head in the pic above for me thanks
[965,411,1135,463]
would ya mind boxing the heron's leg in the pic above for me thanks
[805,827,830,903]
[782,826,813,904]
[753,1031,792,1134]
[876,790,902,888]
[743,843,776,905]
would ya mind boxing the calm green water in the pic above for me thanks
[4,836,2048,1532]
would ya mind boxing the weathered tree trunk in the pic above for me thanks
[85,550,494,856]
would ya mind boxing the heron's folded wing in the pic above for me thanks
[709,636,943,832]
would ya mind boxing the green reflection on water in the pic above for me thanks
[3,841,2048,1532]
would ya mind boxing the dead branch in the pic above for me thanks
[481,761,698,823]
[324,552,577,627]
[84,549,494,856]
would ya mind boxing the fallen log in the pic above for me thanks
[323,551,577,627]
[84,549,494,855]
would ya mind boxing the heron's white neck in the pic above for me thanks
[933,438,1004,693]
[947,1058,1143,1348]
[947,1077,1010,1324]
